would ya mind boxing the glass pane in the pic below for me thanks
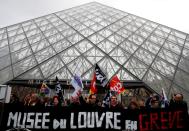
[134,48,155,65]
[142,40,160,54]
[158,48,179,66]
[0,39,8,48]
[40,56,64,78]
[13,56,37,76]
[11,47,32,64]
[98,57,121,79]
[28,33,44,44]
[17,68,43,79]
[119,40,138,54]
[117,69,136,80]
[84,47,105,65]
[80,28,94,37]
[97,39,116,53]
[109,46,130,65]
[59,47,80,64]
[151,58,175,79]
[88,33,104,44]
[124,57,147,79]
[174,69,189,92]
[75,40,93,53]
[128,34,144,46]
[48,67,72,79]
[31,39,49,53]
[0,55,11,70]
[67,33,83,44]
[0,45,9,58]
[9,33,25,44]
[163,40,182,55]
[0,66,13,84]
[143,69,172,93]
[48,33,64,44]
[52,39,71,53]
[10,39,28,52]
[178,57,189,74]
[67,57,92,75]
[108,34,125,45]
[35,47,56,63]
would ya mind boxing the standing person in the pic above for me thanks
[128,100,139,110]
[68,95,82,109]
[87,94,101,109]
[52,96,61,107]
[146,94,161,109]
[109,95,123,110]
[28,93,41,107]
[138,98,146,109]
[169,93,188,110]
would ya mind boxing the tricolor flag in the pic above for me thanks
[109,75,125,94]
[95,64,108,87]
[71,74,84,90]
[55,76,64,102]
[89,72,97,94]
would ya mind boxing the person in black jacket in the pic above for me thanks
[169,93,188,111]
[109,95,123,110]
[87,94,101,110]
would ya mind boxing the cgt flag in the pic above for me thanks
[95,64,108,87]
[55,76,64,102]
[89,72,97,94]
[109,75,125,94]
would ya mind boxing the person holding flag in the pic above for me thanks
[69,74,86,109]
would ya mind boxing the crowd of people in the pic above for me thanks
[9,91,188,111]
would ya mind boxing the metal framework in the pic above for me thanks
[0,2,189,100]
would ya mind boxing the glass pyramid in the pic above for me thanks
[0,2,189,100]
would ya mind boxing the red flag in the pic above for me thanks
[89,73,97,94]
[109,75,125,94]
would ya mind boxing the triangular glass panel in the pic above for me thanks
[74,40,93,53]
[67,56,92,76]
[17,67,43,79]
[98,57,121,79]
[97,39,116,54]
[40,56,64,78]
[59,47,80,64]
[124,57,148,79]
[84,47,105,65]
[48,67,72,80]
[109,46,130,65]
[117,69,137,80]
[142,69,172,93]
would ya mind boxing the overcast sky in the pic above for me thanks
[0,0,189,34]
